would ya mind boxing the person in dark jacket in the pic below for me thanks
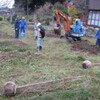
[95,29,100,46]
[36,23,45,51]
[14,16,20,38]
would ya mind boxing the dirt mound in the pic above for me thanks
[0,51,39,62]
[0,40,27,46]
[13,41,27,46]
[45,29,100,54]
[70,40,100,55]
[0,21,8,24]
[45,30,60,38]
[0,41,11,46]
[0,32,13,38]
[0,52,18,62]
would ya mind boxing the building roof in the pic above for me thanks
[89,0,100,10]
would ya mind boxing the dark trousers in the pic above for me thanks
[96,39,100,46]
[15,29,19,38]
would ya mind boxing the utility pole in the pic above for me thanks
[9,9,13,23]
[26,0,29,20]
[26,0,29,16]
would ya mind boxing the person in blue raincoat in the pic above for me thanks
[75,18,82,27]
[19,17,27,33]
[73,18,82,33]
[14,16,20,38]
[71,17,85,37]
[95,29,100,46]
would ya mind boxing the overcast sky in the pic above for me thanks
[0,0,14,8]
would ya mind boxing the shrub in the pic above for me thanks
[29,19,33,22]
[7,16,10,21]
[12,14,17,21]
[68,4,78,18]
[0,16,3,21]
[54,2,68,15]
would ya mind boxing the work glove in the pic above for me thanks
[16,28,18,30]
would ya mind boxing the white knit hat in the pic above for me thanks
[75,18,79,21]
[37,23,41,27]
[22,17,25,19]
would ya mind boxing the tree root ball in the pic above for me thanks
[3,81,17,96]
[54,28,61,35]
[82,60,92,68]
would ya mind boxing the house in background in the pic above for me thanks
[87,0,100,27]
[0,7,10,15]
[63,0,100,27]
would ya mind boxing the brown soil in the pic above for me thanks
[0,32,13,38]
[0,21,8,24]
[0,52,18,62]
[12,40,27,46]
[45,29,100,55]
[70,40,100,55]
[45,30,60,38]
[0,40,27,46]
[0,51,39,62]
[0,40,38,62]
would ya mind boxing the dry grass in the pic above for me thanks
[0,24,100,100]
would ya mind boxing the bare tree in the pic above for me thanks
[74,0,88,14]
[65,0,88,14]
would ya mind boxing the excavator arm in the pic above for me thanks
[54,9,71,33]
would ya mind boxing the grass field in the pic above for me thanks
[0,24,100,100]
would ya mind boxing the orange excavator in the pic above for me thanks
[54,9,71,34]
[54,9,85,41]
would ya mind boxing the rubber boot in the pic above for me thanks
[38,46,42,51]
[37,47,39,52]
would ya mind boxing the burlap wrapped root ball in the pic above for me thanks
[54,26,61,35]
[3,81,17,96]
[82,60,92,68]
